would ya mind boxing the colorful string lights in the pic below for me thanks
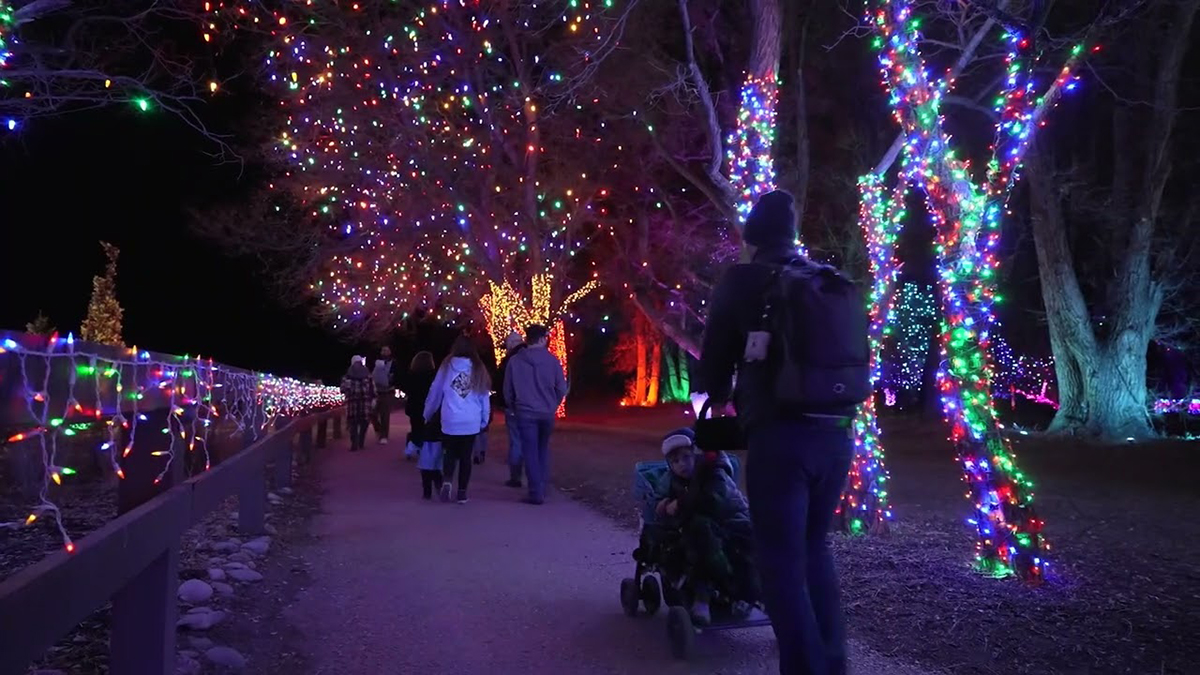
[201,1,622,337]
[726,74,780,224]
[881,281,937,396]
[836,174,908,533]
[868,0,1084,579]
[1,0,14,131]
[0,333,342,552]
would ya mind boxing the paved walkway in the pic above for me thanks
[284,417,935,675]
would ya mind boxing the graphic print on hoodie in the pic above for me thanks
[451,370,472,399]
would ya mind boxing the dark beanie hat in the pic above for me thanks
[743,190,797,249]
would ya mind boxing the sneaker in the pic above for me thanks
[439,483,453,502]
[520,496,544,506]
[690,599,712,626]
[457,490,468,504]
[504,479,522,488]
[731,600,752,619]
[379,437,388,445]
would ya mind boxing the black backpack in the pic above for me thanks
[756,259,871,410]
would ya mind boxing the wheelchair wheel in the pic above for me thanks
[666,606,695,660]
[641,575,662,616]
[620,578,640,617]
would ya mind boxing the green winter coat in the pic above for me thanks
[654,452,751,528]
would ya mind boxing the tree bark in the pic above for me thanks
[648,336,662,406]
[635,321,648,405]
[748,0,783,81]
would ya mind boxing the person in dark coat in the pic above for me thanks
[699,190,854,675]
[340,355,377,452]
[497,331,527,487]
[403,351,437,462]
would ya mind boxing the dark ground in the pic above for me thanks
[4,404,1199,674]
[554,405,1200,675]
[4,450,324,674]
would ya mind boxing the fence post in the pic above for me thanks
[297,424,314,466]
[274,418,294,489]
[110,406,181,675]
[108,546,179,675]
[333,414,343,440]
[238,425,267,536]
[316,417,329,450]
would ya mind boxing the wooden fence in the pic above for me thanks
[0,407,343,675]
[0,332,344,675]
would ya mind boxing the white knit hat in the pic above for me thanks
[351,355,365,365]
[661,428,696,456]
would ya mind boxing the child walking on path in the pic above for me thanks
[424,336,491,504]
[405,352,442,496]
[404,352,437,462]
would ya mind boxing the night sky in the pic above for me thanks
[0,107,357,383]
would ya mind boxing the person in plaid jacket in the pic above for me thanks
[340,355,377,451]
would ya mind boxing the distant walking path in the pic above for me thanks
[283,414,935,675]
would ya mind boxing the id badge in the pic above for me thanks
[743,331,770,362]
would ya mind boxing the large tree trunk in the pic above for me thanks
[1029,152,1157,439]
[748,0,783,81]
[648,337,662,406]
[1024,0,1197,440]
[634,324,648,405]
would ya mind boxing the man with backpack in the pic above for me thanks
[698,190,870,675]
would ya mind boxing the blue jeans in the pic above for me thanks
[505,412,523,482]
[514,417,554,501]
[746,419,853,675]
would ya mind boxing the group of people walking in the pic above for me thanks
[339,323,567,506]
[335,189,865,675]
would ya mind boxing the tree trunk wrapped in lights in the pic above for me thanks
[480,273,597,417]
[835,175,908,534]
[868,0,1086,579]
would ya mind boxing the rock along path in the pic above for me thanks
[284,416,936,675]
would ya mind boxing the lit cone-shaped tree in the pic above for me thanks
[26,311,56,336]
[80,242,124,347]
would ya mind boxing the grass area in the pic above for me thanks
[551,405,1200,675]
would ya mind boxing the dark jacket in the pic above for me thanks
[496,343,527,410]
[654,452,751,528]
[503,345,567,420]
[698,250,856,428]
[340,363,377,422]
[403,370,436,419]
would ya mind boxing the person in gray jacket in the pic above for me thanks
[502,324,567,505]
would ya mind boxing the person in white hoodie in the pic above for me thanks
[424,336,491,504]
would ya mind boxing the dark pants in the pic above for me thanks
[746,419,854,675]
[442,434,477,493]
[514,417,554,502]
[373,392,393,439]
[408,414,425,442]
[420,469,444,499]
[505,412,523,482]
[348,417,370,451]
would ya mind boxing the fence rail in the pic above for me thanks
[0,407,344,675]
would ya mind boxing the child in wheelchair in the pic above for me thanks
[635,427,760,626]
